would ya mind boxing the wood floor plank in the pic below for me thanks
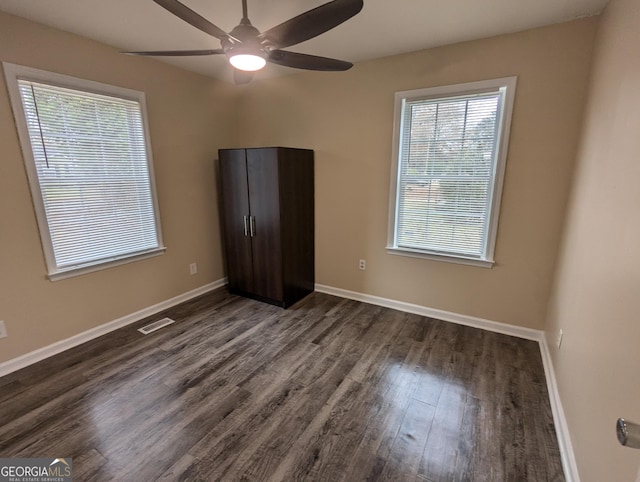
[339,341,428,481]
[418,382,469,481]
[69,448,108,481]
[376,398,436,481]
[243,377,365,481]
[0,289,565,481]
[206,332,368,480]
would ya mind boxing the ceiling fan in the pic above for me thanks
[125,0,364,84]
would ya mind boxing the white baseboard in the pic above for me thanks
[315,282,579,482]
[315,283,541,340]
[0,278,226,378]
[539,335,580,482]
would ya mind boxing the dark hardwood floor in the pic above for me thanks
[0,290,564,481]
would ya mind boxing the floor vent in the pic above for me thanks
[138,317,175,335]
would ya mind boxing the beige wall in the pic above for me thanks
[0,12,237,363]
[545,0,640,479]
[232,18,597,330]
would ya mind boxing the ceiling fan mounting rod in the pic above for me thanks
[241,0,249,22]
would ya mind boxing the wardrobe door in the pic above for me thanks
[219,149,254,295]
[246,148,284,303]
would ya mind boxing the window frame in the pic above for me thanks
[387,77,517,268]
[3,62,165,280]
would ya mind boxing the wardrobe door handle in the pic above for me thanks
[250,216,256,237]
[243,216,249,237]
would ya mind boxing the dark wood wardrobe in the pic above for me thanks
[218,147,314,308]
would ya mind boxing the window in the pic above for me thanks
[3,63,165,280]
[387,77,516,267]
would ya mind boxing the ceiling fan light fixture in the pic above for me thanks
[229,53,266,71]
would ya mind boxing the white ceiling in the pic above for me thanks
[0,0,608,83]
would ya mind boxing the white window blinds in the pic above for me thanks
[388,78,516,266]
[10,71,164,278]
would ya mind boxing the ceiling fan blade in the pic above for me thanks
[124,49,225,56]
[234,69,254,85]
[259,0,363,49]
[267,50,353,71]
[153,0,233,42]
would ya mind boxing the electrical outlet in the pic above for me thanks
[189,263,198,275]
[556,329,563,349]
[0,321,7,339]
[359,259,366,270]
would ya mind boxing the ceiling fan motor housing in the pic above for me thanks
[223,21,267,61]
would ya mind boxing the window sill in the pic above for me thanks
[386,246,494,268]
[47,247,167,281]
